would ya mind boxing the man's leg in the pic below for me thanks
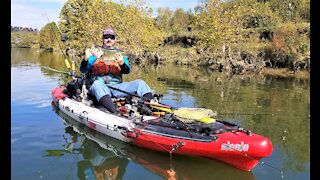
[90,80,117,113]
[99,95,117,113]
[110,79,153,99]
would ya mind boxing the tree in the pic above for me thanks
[38,22,60,51]
[59,0,163,56]
[268,0,310,22]
[155,8,173,32]
[168,8,192,34]
[59,0,104,57]
[192,0,237,48]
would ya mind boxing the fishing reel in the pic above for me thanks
[61,35,69,42]
[153,94,163,101]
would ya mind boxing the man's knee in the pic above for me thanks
[92,80,105,88]
[91,80,111,100]
[134,79,147,86]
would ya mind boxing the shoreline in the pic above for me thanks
[12,47,310,79]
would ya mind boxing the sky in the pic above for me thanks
[11,0,199,30]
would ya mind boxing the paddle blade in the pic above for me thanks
[197,117,216,123]
[150,105,173,113]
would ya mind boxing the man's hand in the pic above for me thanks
[114,52,124,65]
[167,169,176,180]
[83,48,92,61]
[91,45,103,58]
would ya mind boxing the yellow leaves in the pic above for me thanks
[192,2,237,48]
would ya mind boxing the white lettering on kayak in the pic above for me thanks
[221,141,249,152]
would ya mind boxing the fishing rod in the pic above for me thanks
[41,66,70,75]
[41,9,77,76]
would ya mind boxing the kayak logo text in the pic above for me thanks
[220,141,249,152]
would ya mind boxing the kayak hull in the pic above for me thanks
[52,86,134,142]
[127,125,273,171]
[52,85,273,171]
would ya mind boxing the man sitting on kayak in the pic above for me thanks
[80,27,154,113]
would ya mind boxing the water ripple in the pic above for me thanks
[11,65,59,108]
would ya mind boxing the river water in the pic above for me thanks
[11,48,310,180]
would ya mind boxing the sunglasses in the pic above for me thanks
[103,34,115,40]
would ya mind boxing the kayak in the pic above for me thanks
[53,108,256,179]
[127,119,272,171]
[51,81,273,171]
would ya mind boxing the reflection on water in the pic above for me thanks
[11,48,310,180]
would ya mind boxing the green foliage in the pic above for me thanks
[11,31,39,48]
[114,0,164,54]
[192,0,238,48]
[240,1,281,30]
[59,0,163,57]
[271,22,310,57]
[155,8,173,32]
[168,8,192,33]
[155,7,193,36]
[59,0,101,56]
[38,22,60,51]
[268,0,310,22]
[192,0,282,49]
[191,0,309,63]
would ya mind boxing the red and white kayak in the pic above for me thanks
[127,120,273,171]
[52,86,136,142]
[52,84,273,171]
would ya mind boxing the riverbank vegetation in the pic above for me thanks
[11,27,39,48]
[11,0,309,76]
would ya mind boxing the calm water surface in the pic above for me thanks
[11,48,310,180]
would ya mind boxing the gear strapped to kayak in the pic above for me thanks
[172,107,217,123]
[58,76,218,122]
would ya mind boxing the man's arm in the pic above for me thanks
[80,60,89,73]
[120,63,130,74]
[80,49,97,74]
[114,52,131,74]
